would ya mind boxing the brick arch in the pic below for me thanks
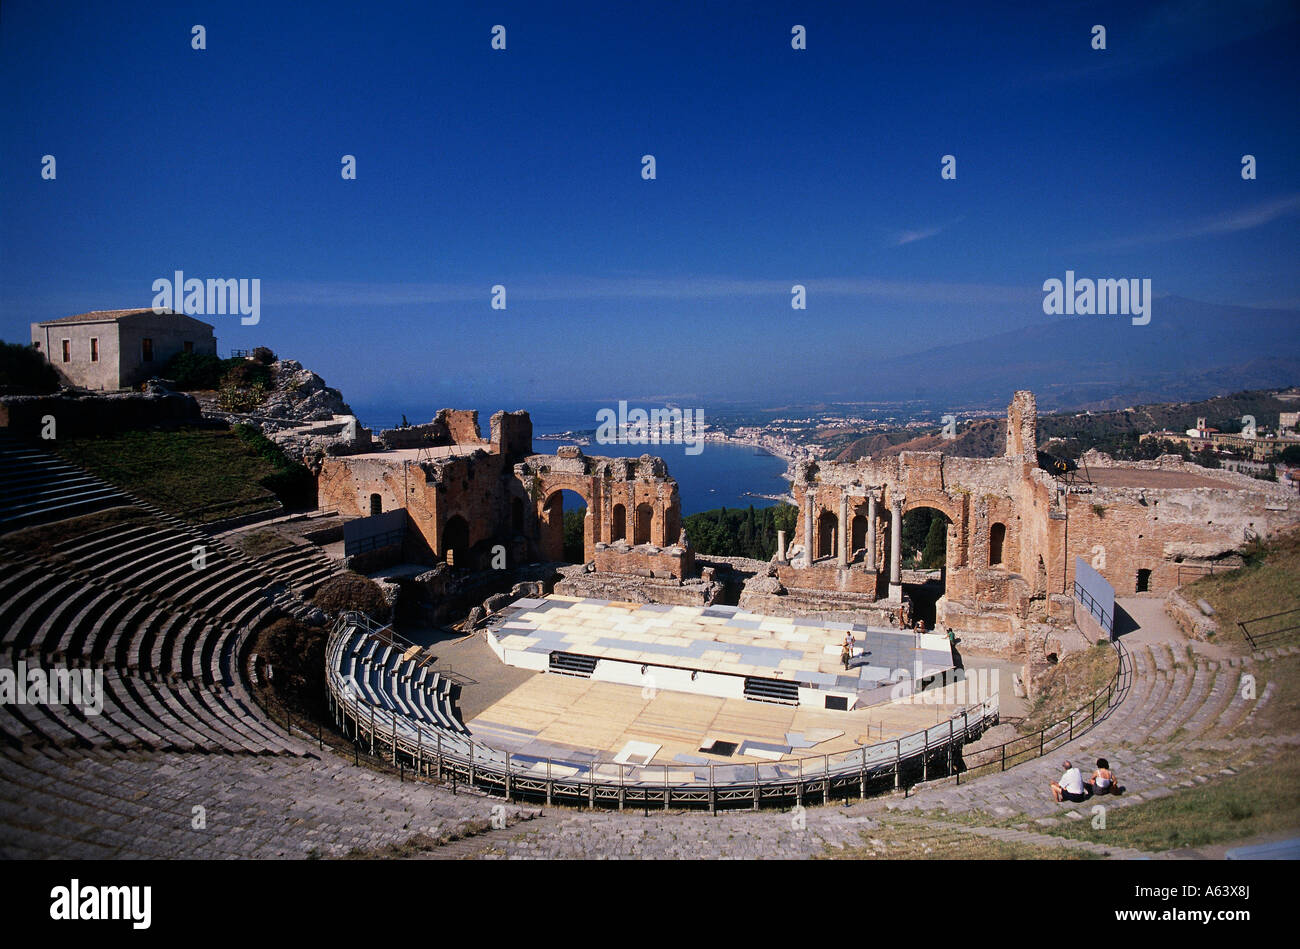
[538,484,594,563]
[902,491,968,570]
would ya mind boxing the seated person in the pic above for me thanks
[1050,760,1090,803]
[1091,758,1118,795]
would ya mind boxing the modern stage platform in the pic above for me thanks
[485,596,955,711]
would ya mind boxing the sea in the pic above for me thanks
[349,399,791,515]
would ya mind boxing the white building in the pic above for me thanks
[31,309,217,391]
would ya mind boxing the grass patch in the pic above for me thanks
[1019,641,1119,735]
[1183,528,1300,648]
[235,529,295,558]
[822,823,1097,860]
[55,426,296,523]
[1040,754,1300,852]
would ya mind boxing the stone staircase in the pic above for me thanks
[875,639,1300,831]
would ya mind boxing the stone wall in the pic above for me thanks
[319,412,687,579]
[0,389,202,438]
[593,540,694,579]
[773,390,1300,654]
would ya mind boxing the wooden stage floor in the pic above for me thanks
[466,672,961,767]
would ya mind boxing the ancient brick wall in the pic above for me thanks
[593,540,693,579]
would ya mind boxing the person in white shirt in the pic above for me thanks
[1050,760,1090,803]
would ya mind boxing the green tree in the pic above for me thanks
[921,516,947,568]
[162,351,224,389]
[563,507,587,563]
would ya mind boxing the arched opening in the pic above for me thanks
[611,503,627,542]
[541,489,588,563]
[900,506,951,629]
[817,510,838,562]
[369,493,382,517]
[1136,568,1151,593]
[634,503,653,545]
[511,497,524,534]
[989,522,1006,566]
[442,515,470,568]
[851,514,868,557]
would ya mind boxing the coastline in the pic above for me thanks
[533,430,807,465]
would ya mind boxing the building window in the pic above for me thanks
[90,338,99,362]
[1136,568,1152,593]
[369,493,382,517]
[61,339,71,363]
[142,338,154,362]
[183,341,194,354]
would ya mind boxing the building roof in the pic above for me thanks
[35,308,176,326]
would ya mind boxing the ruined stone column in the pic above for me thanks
[866,494,877,571]
[837,492,849,567]
[776,529,787,562]
[889,495,903,601]
[804,487,816,566]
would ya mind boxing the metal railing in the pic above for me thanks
[1238,608,1300,650]
[1175,562,1223,585]
[324,612,1000,810]
[345,528,406,557]
[1072,579,1113,637]
[956,639,1128,783]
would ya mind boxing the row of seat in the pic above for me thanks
[48,521,281,635]
[0,436,129,532]
[0,439,344,762]
[252,542,340,595]
[338,628,469,736]
[0,555,245,687]
[0,659,307,757]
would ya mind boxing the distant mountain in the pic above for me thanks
[849,296,1300,411]
[836,417,1005,462]
[835,387,1297,463]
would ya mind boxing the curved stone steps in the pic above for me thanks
[1171,661,1239,743]
[1115,644,1173,741]
[1125,649,1194,747]
[53,585,126,660]
[10,575,96,655]
[1207,659,1260,737]
[1236,680,1276,734]
[0,572,70,653]
[1150,654,1215,742]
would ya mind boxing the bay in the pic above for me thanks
[350,400,791,514]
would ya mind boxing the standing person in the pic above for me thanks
[1050,760,1090,803]
[840,642,852,670]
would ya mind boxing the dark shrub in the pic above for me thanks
[260,464,316,509]
[162,351,224,389]
[221,358,272,388]
[255,617,327,717]
[313,572,389,621]
[251,346,277,365]
[0,340,59,393]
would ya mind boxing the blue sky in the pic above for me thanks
[2,0,1298,407]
